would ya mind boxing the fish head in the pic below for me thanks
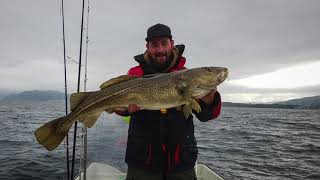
[199,66,229,86]
[179,67,229,97]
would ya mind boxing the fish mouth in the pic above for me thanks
[217,68,229,83]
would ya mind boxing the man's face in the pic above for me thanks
[146,37,174,64]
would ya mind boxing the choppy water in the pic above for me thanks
[0,101,319,180]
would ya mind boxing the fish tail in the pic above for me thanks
[34,116,72,151]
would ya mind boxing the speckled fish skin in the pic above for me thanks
[34,66,228,151]
[61,66,228,127]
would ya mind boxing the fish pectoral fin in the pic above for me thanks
[70,92,92,111]
[80,112,101,128]
[100,75,139,90]
[182,104,192,119]
[182,99,201,119]
[177,73,192,97]
[190,99,201,113]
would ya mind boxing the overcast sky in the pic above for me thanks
[1,0,320,103]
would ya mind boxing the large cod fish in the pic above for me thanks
[34,66,228,151]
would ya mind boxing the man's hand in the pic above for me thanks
[200,87,217,105]
[128,104,140,113]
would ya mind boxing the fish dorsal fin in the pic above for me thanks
[141,73,162,78]
[100,75,139,90]
[70,92,91,111]
[141,69,187,79]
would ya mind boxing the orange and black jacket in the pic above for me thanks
[118,45,222,173]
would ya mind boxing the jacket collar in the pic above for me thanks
[133,44,185,74]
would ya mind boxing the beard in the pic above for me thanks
[155,52,169,62]
[150,51,173,70]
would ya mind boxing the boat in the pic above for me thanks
[75,162,224,180]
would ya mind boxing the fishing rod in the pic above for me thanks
[60,0,70,179]
[79,0,90,179]
[71,0,86,179]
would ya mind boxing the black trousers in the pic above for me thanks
[125,167,197,180]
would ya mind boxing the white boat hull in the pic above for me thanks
[75,162,224,180]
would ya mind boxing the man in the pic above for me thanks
[117,23,222,180]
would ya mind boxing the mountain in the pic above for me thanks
[1,90,67,101]
[223,95,320,109]
[277,95,320,109]
[0,92,10,101]
[222,102,298,109]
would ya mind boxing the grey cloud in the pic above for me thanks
[221,83,320,95]
[1,0,320,102]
